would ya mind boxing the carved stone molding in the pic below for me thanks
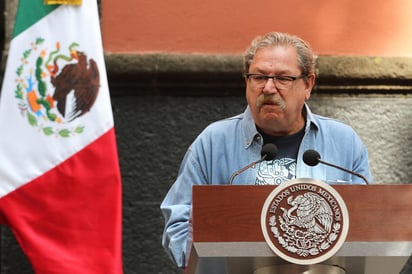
[105,53,412,96]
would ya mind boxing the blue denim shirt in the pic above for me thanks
[160,104,373,268]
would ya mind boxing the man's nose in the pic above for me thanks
[262,78,279,94]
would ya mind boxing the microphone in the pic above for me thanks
[228,143,278,185]
[302,149,370,184]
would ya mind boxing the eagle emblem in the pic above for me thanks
[14,38,100,137]
[261,178,349,265]
[282,192,333,235]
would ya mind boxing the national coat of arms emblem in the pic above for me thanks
[14,38,100,137]
[261,178,349,265]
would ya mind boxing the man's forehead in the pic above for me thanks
[250,46,300,71]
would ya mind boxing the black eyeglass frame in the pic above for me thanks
[245,73,307,82]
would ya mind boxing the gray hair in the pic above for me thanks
[243,32,316,78]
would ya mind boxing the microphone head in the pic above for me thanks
[261,143,278,161]
[303,149,321,166]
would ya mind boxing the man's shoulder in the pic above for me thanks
[190,112,247,150]
[312,113,354,129]
[205,112,245,131]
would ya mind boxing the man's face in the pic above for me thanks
[245,46,314,136]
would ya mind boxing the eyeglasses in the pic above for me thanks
[246,73,306,89]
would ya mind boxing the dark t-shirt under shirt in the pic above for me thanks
[255,126,305,185]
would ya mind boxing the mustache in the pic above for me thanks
[256,94,286,109]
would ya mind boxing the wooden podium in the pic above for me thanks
[186,184,412,274]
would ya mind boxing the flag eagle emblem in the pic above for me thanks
[15,38,100,137]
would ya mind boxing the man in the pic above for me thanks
[161,32,373,268]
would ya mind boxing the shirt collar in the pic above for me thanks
[242,106,260,148]
[241,103,319,148]
[304,103,320,132]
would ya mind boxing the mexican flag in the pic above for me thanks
[0,0,123,273]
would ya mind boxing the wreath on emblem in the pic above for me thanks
[268,192,341,257]
[14,38,100,137]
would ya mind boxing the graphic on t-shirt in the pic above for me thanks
[255,158,296,185]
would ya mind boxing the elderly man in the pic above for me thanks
[161,31,373,268]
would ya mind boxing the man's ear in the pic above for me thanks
[305,74,315,100]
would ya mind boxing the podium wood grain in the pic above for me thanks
[192,184,412,242]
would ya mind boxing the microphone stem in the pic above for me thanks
[318,159,369,184]
[228,154,267,185]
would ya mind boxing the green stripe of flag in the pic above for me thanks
[13,0,59,38]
